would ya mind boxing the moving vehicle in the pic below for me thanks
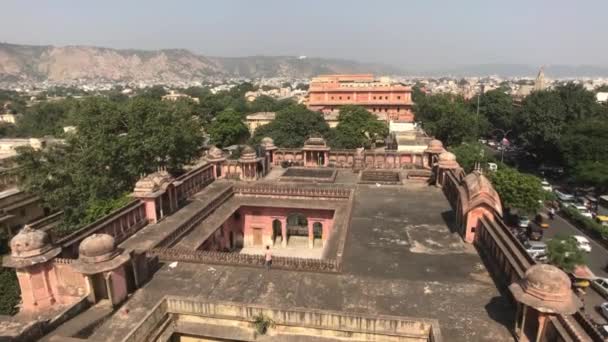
[592,278,608,299]
[600,302,608,320]
[566,203,593,219]
[572,235,592,252]
[518,216,530,228]
[524,241,547,258]
[541,179,553,192]
[596,215,608,227]
[555,189,575,202]
[534,213,549,229]
[527,222,544,241]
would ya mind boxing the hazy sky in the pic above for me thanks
[1,0,606,68]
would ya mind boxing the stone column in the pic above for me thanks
[308,220,314,249]
[303,151,307,167]
[280,217,287,248]
[324,152,329,166]
[535,313,547,342]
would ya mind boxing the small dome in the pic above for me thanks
[521,264,571,301]
[239,145,256,161]
[510,264,581,314]
[438,151,456,162]
[304,136,327,147]
[428,139,443,149]
[10,225,52,258]
[208,146,224,159]
[261,137,274,145]
[78,234,117,263]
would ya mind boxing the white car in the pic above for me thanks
[572,235,592,252]
[567,203,593,219]
[541,180,552,192]
[554,189,575,202]
[601,302,608,320]
[518,216,530,228]
[592,278,608,298]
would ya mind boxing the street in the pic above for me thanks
[542,210,608,324]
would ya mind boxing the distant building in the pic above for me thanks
[245,112,276,134]
[596,92,608,103]
[534,67,546,91]
[0,113,19,125]
[307,74,414,122]
[162,90,200,103]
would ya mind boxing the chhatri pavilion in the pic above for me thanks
[0,137,600,342]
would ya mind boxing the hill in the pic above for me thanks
[0,42,401,83]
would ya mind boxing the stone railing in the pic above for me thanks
[57,200,147,257]
[175,163,215,203]
[122,296,441,342]
[53,258,75,264]
[234,183,352,199]
[0,166,19,190]
[148,247,340,273]
[30,211,64,231]
[155,186,234,248]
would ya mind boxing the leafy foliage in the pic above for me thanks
[475,88,515,132]
[252,105,330,148]
[547,235,586,272]
[253,313,275,335]
[208,108,250,147]
[330,105,387,149]
[449,142,493,173]
[413,93,486,146]
[0,231,19,315]
[16,97,204,230]
[489,166,544,214]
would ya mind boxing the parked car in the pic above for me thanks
[541,180,553,192]
[572,235,592,252]
[567,203,593,219]
[524,241,547,258]
[518,216,531,228]
[592,278,608,298]
[600,302,608,320]
[527,223,544,241]
[555,189,575,202]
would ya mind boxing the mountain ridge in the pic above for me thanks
[2,42,608,82]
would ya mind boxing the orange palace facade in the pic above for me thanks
[307,74,415,122]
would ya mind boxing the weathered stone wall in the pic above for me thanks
[273,148,425,170]
[122,296,440,342]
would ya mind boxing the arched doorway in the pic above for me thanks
[286,213,308,242]
[272,219,282,245]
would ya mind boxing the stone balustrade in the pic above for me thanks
[234,184,352,199]
[58,200,148,257]
[148,247,340,273]
[155,186,234,248]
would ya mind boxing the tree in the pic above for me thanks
[330,105,388,149]
[16,97,204,230]
[595,85,608,92]
[547,235,586,272]
[16,99,78,137]
[489,166,544,214]
[560,119,608,167]
[475,89,515,133]
[138,85,167,99]
[208,108,250,147]
[573,161,608,193]
[252,105,330,148]
[450,142,493,173]
[414,93,486,146]
[554,82,601,121]
[516,90,566,162]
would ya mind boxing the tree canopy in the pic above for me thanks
[547,235,586,272]
[330,105,387,149]
[475,88,515,133]
[16,97,204,230]
[414,93,487,146]
[489,166,544,214]
[208,108,250,147]
[252,105,330,148]
[449,142,493,173]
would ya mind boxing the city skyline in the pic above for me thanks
[1,0,607,69]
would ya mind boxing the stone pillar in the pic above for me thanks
[280,217,287,248]
[142,198,158,223]
[535,313,548,342]
[308,220,314,249]
[324,152,329,166]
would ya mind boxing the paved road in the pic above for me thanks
[541,210,608,324]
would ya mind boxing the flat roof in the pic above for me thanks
[89,178,513,342]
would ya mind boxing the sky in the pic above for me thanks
[1,0,606,68]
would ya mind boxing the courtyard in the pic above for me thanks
[87,174,515,342]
